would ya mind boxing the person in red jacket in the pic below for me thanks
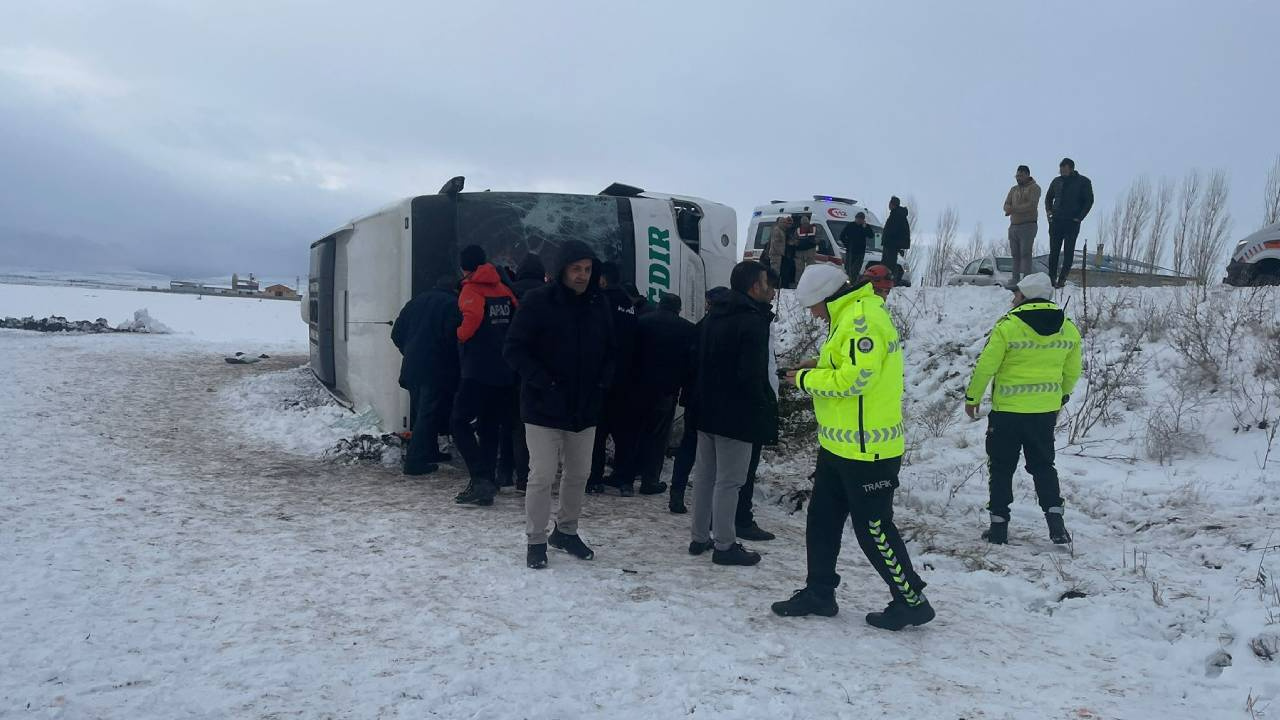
[452,245,519,506]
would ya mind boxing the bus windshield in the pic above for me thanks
[456,193,632,276]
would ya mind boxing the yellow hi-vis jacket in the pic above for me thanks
[965,300,1083,413]
[795,282,905,461]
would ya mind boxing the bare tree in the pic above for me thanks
[1142,177,1174,272]
[1172,170,1201,276]
[1096,201,1121,260]
[965,221,985,262]
[1116,177,1154,264]
[1265,155,1280,227]
[905,195,921,237]
[1188,170,1232,284]
[925,207,960,286]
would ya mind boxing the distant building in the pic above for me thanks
[231,273,260,294]
[262,284,299,300]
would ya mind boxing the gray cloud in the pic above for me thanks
[2,0,1278,278]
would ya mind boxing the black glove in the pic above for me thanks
[1061,394,1070,405]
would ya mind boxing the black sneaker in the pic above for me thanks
[453,483,474,502]
[712,543,761,566]
[982,521,1008,544]
[638,481,668,496]
[617,484,635,497]
[1046,512,1072,544]
[585,481,606,495]
[688,540,713,556]
[495,470,514,489]
[514,477,527,496]
[771,587,839,617]
[527,543,548,569]
[736,522,775,542]
[403,463,439,476]
[455,484,495,506]
[865,597,935,631]
[669,488,687,514]
[549,527,595,560]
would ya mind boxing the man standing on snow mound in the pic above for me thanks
[881,196,911,282]
[391,274,461,475]
[503,240,615,569]
[964,272,1082,546]
[1004,164,1042,288]
[1045,157,1094,288]
[772,264,935,631]
[451,245,519,506]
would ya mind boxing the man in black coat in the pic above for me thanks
[1044,157,1095,288]
[688,260,779,567]
[632,292,695,497]
[587,261,643,496]
[881,197,911,281]
[390,274,460,475]
[503,240,616,570]
[839,211,874,281]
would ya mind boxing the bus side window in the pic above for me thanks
[674,200,703,253]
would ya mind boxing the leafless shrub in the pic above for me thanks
[914,396,959,439]
[1188,170,1233,285]
[1143,177,1175,271]
[924,207,961,287]
[1067,339,1149,444]
[1143,384,1207,464]
[1172,170,1200,277]
[1168,287,1268,384]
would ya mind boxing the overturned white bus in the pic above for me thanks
[301,179,737,432]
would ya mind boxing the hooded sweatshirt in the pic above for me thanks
[511,253,547,299]
[457,263,518,385]
[965,299,1083,413]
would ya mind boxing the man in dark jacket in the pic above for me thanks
[688,260,779,567]
[498,253,548,493]
[881,197,911,281]
[451,245,518,506]
[632,292,695,497]
[588,261,643,496]
[503,240,616,569]
[1044,157,1095,288]
[839,211,874,281]
[390,275,460,475]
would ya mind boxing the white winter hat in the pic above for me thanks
[795,264,848,307]
[1016,272,1054,301]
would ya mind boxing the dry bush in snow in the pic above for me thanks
[1067,338,1149,444]
[1143,384,1207,464]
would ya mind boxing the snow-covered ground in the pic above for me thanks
[2,280,1278,718]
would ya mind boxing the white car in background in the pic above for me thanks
[947,255,1051,288]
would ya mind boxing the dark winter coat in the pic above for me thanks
[390,286,460,390]
[634,307,696,395]
[840,222,875,253]
[882,206,911,250]
[511,254,547,300]
[503,241,616,432]
[691,290,778,445]
[457,263,518,386]
[1045,172,1095,223]
[603,285,641,386]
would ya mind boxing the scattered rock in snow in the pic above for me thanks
[324,433,405,464]
[115,309,172,334]
[1251,633,1279,662]
[224,352,262,365]
[2,315,121,333]
[1204,649,1232,677]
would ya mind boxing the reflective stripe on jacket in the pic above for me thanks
[965,301,1083,413]
[796,282,905,461]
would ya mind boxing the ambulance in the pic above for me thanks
[742,195,911,286]
[300,178,737,432]
[1225,221,1280,286]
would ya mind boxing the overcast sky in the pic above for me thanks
[2,0,1278,278]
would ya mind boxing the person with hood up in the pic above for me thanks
[587,262,643,495]
[503,240,616,569]
[688,260,778,567]
[771,264,935,630]
[1003,165,1042,287]
[451,245,518,506]
[390,274,461,475]
[881,196,911,281]
[632,292,695,497]
[1044,158,1095,288]
[964,272,1082,545]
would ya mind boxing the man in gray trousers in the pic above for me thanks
[1003,164,1042,288]
[688,260,779,566]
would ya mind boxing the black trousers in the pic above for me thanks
[986,410,1064,520]
[450,379,515,488]
[496,385,528,483]
[806,450,926,604]
[670,417,697,492]
[590,389,642,485]
[1047,219,1082,285]
[636,392,678,486]
[880,247,904,282]
[737,443,762,527]
[406,380,454,469]
[844,244,866,282]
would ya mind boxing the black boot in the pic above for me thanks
[455,482,495,506]
[771,587,839,617]
[549,526,595,560]
[527,543,548,569]
[736,522,775,542]
[514,475,528,496]
[669,488,687,514]
[865,597,935,631]
[617,484,635,498]
[1045,510,1072,544]
[982,520,1008,544]
[639,480,668,496]
[688,539,713,556]
[403,462,439,476]
[712,543,761,566]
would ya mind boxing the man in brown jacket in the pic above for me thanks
[1003,165,1041,287]
[764,215,794,286]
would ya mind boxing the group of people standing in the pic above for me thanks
[1003,157,1095,288]
[762,196,913,290]
[390,184,1085,629]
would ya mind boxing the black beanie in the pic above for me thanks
[459,245,486,272]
